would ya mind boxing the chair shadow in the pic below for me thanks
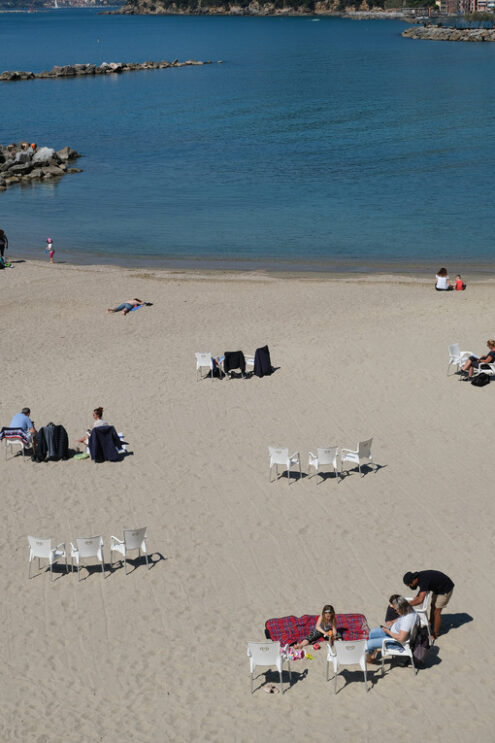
[331,668,369,694]
[257,667,308,693]
[369,645,442,686]
[441,612,473,634]
[340,463,387,480]
[109,551,166,575]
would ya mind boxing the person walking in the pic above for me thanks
[403,570,454,640]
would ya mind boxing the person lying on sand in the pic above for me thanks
[106,298,151,315]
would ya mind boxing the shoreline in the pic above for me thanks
[11,256,495,282]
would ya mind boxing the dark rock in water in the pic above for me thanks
[0,141,82,192]
[9,163,32,175]
[56,146,80,161]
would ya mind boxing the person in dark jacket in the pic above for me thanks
[254,345,272,378]
[403,570,454,640]
[88,425,122,463]
[35,423,69,461]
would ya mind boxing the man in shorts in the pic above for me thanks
[403,570,454,640]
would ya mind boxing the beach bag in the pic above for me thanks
[471,373,490,387]
[411,625,430,664]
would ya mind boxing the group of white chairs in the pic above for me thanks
[448,343,495,378]
[27,527,150,581]
[248,593,431,695]
[268,439,375,484]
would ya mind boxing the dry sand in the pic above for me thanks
[1,259,493,742]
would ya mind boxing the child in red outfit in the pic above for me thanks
[455,274,466,291]
[46,237,55,264]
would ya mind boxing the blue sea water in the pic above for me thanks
[1,10,495,272]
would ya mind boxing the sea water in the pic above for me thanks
[1,10,495,272]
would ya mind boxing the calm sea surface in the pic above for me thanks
[1,10,495,272]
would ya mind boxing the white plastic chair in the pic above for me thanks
[195,352,214,381]
[447,343,472,376]
[247,641,291,694]
[407,592,433,645]
[380,621,418,676]
[245,354,255,374]
[308,447,340,481]
[268,446,301,485]
[327,640,368,694]
[2,427,30,461]
[70,536,105,581]
[341,438,375,477]
[472,362,495,378]
[28,536,67,581]
[110,527,149,574]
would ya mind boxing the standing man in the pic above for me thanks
[403,570,454,640]
[0,229,8,260]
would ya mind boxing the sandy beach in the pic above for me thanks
[1,259,493,742]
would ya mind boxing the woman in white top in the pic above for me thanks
[435,267,453,291]
[366,596,418,661]
[76,406,108,445]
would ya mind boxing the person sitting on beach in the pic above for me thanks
[435,268,453,291]
[455,274,466,291]
[76,406,108,447]
[106,298,146,316]
[365,596,418,662]
[384,594,401,626]
[294,605,338,649]
[461,339,495,379]
[9,407,37,440]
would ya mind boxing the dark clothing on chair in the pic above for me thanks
[254,345,272,378]
[223,351,246,375]
[89,425,122,463]
[35,423,69,461]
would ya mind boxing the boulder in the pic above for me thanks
[27,169,44,179]
[33,147,56,163]
[41,165,65,177]
[67,168,83,174]
[56,146,80,161]
[9,163,32,175]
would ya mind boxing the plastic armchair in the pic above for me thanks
[472,362,495,378]
[268,446,301,485]
[245,354,255,374]
[195,352,214,381]
[308,447,340,481]
[247,641,291,694]
[28,536,67,581]
[406,592,433,645]
[447,343,472,376]
[341,438,375,477]
[110,527,150,574]
[327,640,368,694]
[1,427,30,461]
[380,622,418,676]
[70,536,105,581]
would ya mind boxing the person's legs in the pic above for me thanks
[365,627,387,655]
[107,303,131,314]
[431,589,453,638]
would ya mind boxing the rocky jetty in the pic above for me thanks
[0,143,82,191]
[0,59,213,82]
[402,26,495,42]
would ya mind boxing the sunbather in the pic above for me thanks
[106,298,147,315]
[294,604,337,649]
[365,596,418,662]
[76,407,108,446]
[461,339,495,379]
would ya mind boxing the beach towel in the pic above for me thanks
[265,613,370,646]
[0,426,31,446]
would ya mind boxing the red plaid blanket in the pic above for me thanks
[265,613,369,646]
[0,427,31,446]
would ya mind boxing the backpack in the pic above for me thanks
[411,625,431,664]
[471,373,490,387]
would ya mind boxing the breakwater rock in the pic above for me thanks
[0,143,82,191]
[402,26,495,42]
[0,59,213,82]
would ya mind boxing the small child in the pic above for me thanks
[455,274,466,291]
[46,237,55,263]
[45,237,55,264]
[294,604,338,649]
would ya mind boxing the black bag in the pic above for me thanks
[411,625,430,664]
[471,373,490,387]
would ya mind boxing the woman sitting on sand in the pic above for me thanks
[435,268,453,291]
[106,298,145,315]
[461,339,495,379]
[365,596,418,662]
[294,604,338,649]
[76,407,108,446]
